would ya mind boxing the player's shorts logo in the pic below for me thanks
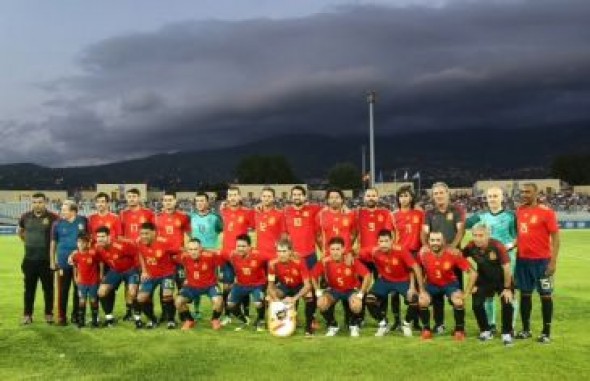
[268,301,296,337]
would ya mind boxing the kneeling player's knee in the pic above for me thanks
[137,293,149,304]
[98,288,108,298]
[451,295,464,308]
[317,296,330,311]
[175,296,185,309]
[212,297,223,311]
[227,302,236,309]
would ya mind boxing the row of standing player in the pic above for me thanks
[40,182,560,343]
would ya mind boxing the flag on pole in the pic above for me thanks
[412,172,420,179]
[378,170,383,184]
[403,171,408,180]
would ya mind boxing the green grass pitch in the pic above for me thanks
[1,232,589,380]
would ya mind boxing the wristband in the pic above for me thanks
[357,292,364,299]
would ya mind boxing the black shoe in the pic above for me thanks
[91,320,100,328]
[489,324,498,335]
[167,321,177,330]
[104,318,115,328]
[537,334,551,344]
[515,330,532,339]
[77,320,85,329]
[146,320,158,329]
[70,315,79,325]
[390,320,401,332]
[122,310,134,322]
[135,320,144,329]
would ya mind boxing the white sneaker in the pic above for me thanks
[502,334,514,347]
[479,331,493,342]
[220,316,232,326]
[375,321,389,337]
[401,321,412,337]
[350,325,360,337]
[326,326,340,337]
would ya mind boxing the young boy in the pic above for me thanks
[69,233,102,328]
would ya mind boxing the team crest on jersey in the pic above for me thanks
[413,216,419,223]
[443,262,451,270]
[42,218,50,225]
[105,222,111,228]
[345,268,352,276]
[378,215,384,222]
[531,216,538,224]
[156,250,163,258]
[238,216,244,223]
[488,251,497,261]
[86,258,92,264]
[175,219,181,227]
[251,260,257,267]
[202,264,208,271]
[140,217,146,223]
[391,258,399,266]
[113,254,119,260]
[78,223,85,231]
[303,211,309,217]
[292,269,299,276]
[446,213,454,221]
[343,218,349,227]
[269,217,276,225]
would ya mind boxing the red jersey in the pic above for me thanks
[419,249,471,287]
[268,258,309,288]
[372,245,417,282]
[357,207,394,261]
[120,207,155,242]
[316,209,358,255]
[155,210,191,252]
[516,205,559,260]
[96,241,138,273]
[393,209,425,252]
[284,204,321,256]
[222,250,269,287]
[313,257,369,293]
[88,212,122,241]
[255,208,286,257]
[220,207,254,252]
[179,250,222,288]
[137,237,176,278]
[72,249,101,286]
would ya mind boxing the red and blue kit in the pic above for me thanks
[120,207,155,242]
[393,209,425,252]
[357,207,394,261]
[316,209,358,255]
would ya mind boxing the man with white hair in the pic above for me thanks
[466,187,518,333]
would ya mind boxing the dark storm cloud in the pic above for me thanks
[4,0,590,166]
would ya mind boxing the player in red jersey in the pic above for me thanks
[365,229,427,337]
[254,187,287,259]
[119,188,155,320]
[392,185,425,330]
[94,226,141,327]
[119,188,155,242]
[221,234,271,332]
[136,222,177,329]
[514,183,560,344]
[175,239,224,331]
[357,188,394,263]
[315,188,358,257]
[284,185,322,269]
[417,231,476,341]
[312,237,371,337]
[88,192,122,241]
[69,233,102,328]
[219,186,254,325]
[87,192,122,324]
[267,238,313,335]
[155,191,191,320]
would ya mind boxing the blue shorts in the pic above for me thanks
[102,268,140,287]
[179,285,220,301]
[139,275,175,294]
[325,289,355,302]
[229,285,265,304]
[277,283,303,297]
[515,258,553,295]
[220,263,235,284]
[78,284,98,300]
[371,279,410,298]
[303,253,318,271]
[426,282,460,298]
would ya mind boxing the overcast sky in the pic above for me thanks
[1,0,588,167]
